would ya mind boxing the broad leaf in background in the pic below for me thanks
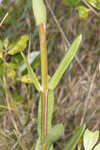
[21,52,42,92]
[76,5,89,19]
[49,35,82,90]
[63,0,80,6]
[63,124,86,150]
[94,143,100,150]
[83,129,99,150]
[45,124,64,149]
[8,35,29,55]
[86,0,100,10]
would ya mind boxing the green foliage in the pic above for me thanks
[45,124,64,149]
[49,35,82,90]
[63,0,80,6]
[8,35,29,55]
[63,124,86,150]
[32,0,47,25]
[76,5,89,19]
[86,0,100,10]
[35,138,41,150]
[21,52,42,92]
[83,129,99,150]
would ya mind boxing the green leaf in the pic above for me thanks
[45,124,64,148]
[21,52,42,92]
[18,51,40,73]
[32,0,47,25]
[63,0,80,6]
[17,74,33,84]
[0,40,3,59]
[37,90,54,138]
[47,90,54,133]
[49,35,82,90]
[86,0,100,10]
[63,124,86,150]
[35,138,41,150]
[76,5,89,19]
[83,129,99,150]
[8,35,29,55]
[37,95,42,138]
[94,143,100,150]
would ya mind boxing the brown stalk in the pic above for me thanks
[39,23,48,150]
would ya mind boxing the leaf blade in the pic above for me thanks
[21,52,42,92]
[49,35,82,90]
[63,124,86,150]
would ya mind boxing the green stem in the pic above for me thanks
[39,23,48,150]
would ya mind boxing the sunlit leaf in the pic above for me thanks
[21,52,42,92]
[83,129,99,150]
[49,35,82,90]
[8,35,29,55]
[86,0,100,10]
[76,5,89,19]
[63,124,86,150]
[0,40,3,59]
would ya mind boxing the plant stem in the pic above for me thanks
[39,23,48,150]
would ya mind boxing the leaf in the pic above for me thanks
[86,0,100,10]
[94,143,100,150]
[8,35,29,55]
[49,35,82,90]
[83,129,99,150]
[47,90,54,133]
[35,138,41,150]
[45,124,64,148]
[18,51,40,73]
[63,124,86,150]
[32,0,47,25]
[0,40,3,59]
[76,5,89,19]
[37,95,42,138]
[21,52,42,92]
[63,0,80,6]
[37,90,54,138]
[18,74,33,83]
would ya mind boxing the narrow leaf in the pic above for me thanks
[21,52,42,92]
[83,129,99,150]
[45,124,64,148]
[94,143,100,150]
[49,35,82,90]
[35,138,41,150]
[63,124,86,150]
[47,90,54,133]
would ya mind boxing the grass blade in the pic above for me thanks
[63,124,85,150]
[21,52,42,92]
[49,35,82,90]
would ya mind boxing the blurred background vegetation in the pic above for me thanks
[0,0,100,149]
